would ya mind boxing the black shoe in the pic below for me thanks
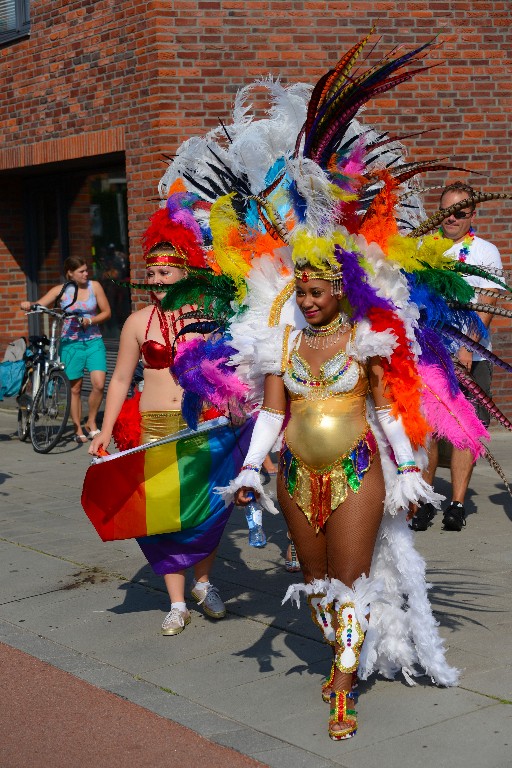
[410,503,437,531]
[443,502,466,531]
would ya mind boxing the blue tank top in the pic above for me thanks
[60,281,102,341]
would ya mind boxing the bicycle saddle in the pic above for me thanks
[29,335,50,346]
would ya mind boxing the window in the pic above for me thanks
[0,0,30,45]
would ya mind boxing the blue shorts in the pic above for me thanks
[60,337,107,381]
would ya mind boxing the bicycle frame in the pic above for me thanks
[20,282,81,451]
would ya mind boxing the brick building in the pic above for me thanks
[1,1,510,410]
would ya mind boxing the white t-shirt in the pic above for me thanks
[444,235,503,360]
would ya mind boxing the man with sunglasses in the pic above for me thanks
[411,181,503,532]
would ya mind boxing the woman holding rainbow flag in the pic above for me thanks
[87,196,251,636]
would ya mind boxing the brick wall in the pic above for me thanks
[0,0,510,415]
[0,178,26,349]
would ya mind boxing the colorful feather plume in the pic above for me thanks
[172,337,248,429]
[441,326,512,374]
[454,364,512,432]
[142,206,208,270]
[414,326,459,397]
[149,31,511,490]
[160,272,237,322]
[112,390,142,451]
[452,261,512,294]
[409,191,512,238]
[368,308,429,448]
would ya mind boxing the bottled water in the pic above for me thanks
[245,493,267,548]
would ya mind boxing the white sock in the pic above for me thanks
[193,580,210,593]
[171,601,187,612]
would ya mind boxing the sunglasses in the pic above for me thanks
[445,210,474,220]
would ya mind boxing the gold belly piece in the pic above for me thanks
[285,395,368,470]
[280,395,377,531]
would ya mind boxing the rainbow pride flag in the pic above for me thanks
[81,418,253,546]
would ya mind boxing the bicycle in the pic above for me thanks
[17,283,81,453]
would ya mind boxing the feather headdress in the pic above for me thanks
[152,31,511,466]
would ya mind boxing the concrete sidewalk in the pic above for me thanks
[0,405,511,768]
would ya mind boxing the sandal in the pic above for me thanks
[328,689,358,740]
[285,535,301,573]
[74,434,88,443]
[322,666,358,703]
[322,660,336,703]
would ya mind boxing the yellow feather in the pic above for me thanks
[209,193,251,297]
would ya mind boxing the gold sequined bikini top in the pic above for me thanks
[283,330,366,400]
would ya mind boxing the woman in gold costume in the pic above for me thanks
[235,263,389,739]
[224,242,457,741]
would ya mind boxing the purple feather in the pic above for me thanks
[172,337,247,418]
[336,245,394,321]
[166,192,203,242]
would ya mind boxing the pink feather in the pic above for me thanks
[419,363,489,459]
[199,359,248,406]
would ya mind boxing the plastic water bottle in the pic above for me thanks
[245,492,267,548]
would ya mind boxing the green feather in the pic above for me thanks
[160,273,238,320]
[416,267,475,303]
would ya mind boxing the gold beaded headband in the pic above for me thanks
[293,266,343,283]
[293,265,343,298]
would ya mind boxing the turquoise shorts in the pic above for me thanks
[60,337,107,381]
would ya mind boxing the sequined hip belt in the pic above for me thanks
[280,428,378,531]
[140,410,187,442]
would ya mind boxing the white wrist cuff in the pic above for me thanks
[215,409,284,515]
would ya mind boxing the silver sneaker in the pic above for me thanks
[161,607,191,636]
[190,582,226,619]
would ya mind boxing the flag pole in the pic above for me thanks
[90,416,229,464]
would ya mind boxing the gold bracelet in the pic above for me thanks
[261,406,285,416]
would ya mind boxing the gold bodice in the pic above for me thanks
[283,343,370,471]
[285,382,369,470]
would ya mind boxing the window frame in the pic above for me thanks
[0,0,30,46]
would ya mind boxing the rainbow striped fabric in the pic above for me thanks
[81,420,253,558]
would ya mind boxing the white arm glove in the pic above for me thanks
[375,406,417,469]
[215,409,285,514]
[375,406,443,514]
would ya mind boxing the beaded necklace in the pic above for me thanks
[435,226,475,263]
[457,226,475,262]
[303,312,350,349]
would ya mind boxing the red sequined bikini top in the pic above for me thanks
[140,304,185,370]
[140,339,172,370]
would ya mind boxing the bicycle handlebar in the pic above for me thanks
[27,305,82,319]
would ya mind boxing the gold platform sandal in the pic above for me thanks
[329,689,358,740]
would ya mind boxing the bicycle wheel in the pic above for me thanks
[30,370,71,453]
[17,368,34,441]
